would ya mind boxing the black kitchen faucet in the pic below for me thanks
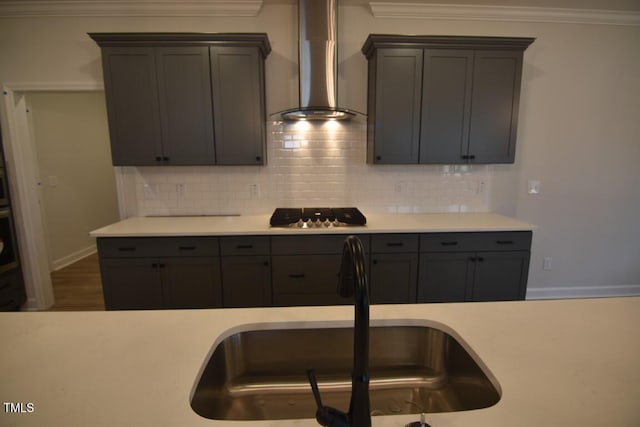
[307,235,371,427]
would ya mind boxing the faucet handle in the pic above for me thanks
[307,369,350,427]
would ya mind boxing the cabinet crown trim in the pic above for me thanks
[88,33,271,57]
[362,34,534,58]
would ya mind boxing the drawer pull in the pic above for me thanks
[496,240,514,245]
[178,246,196,251]
[118,247,136,252]
[440,241,458,246]
[386,242,404,247]
[236,244,254,249]
[289,274,305,279]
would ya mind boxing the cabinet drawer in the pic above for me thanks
[220,236,270,256]
[272,255,341,294]
[271,234,369,255]
[97,237,219,258]
[474,232,532,251]
[371,234,419,253]
[420,232,531,252]
[273,293,349,307]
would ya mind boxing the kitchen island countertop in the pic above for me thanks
[90,212,535,237]
[1,297,639,426]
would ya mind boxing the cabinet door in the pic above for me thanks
[470,251,530,301]
[271,255,349,306]
[156,47,215,165]
[99,258,162,310]
[101,47,162,165]
[369,48,423,164]
[468,50,523,163]
[162,257,222,309]
[370,253,418,304]
[417,252,473,303]
[210,46,265,165]
[419,50,474,163]
[221,256,271,307]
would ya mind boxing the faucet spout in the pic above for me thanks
[308,235,371,427]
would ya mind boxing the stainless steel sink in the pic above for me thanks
[190,324,500,420]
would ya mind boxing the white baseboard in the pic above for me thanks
[51,245,97,271]
[527,284,640,300]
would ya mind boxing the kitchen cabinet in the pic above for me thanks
[362,35,534,165]
[271,235,370,307]
[210,46,266,165]
[96,230,531,309]
[97,237,222,310]
[0,270,25,312]
[418,232,531,302]
[220,236,271,307]
[90,33,270,166]
[369,234,418,304]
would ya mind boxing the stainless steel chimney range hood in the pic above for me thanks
[281,0,356,121]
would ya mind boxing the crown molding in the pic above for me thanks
[0,1,264,18]
[369,2,640,26]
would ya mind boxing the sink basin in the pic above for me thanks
[190,324,500,420]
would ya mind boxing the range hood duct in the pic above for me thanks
[281,0,355,121]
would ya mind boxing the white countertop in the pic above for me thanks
[1,297,639,426]
[90,212,535,237]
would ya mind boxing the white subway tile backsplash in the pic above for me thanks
[133,120,489,216]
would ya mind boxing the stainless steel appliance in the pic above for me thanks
[270,207,366,228]
[0,208,18,274]
[0,127,25,311]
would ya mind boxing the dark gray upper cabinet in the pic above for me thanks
[367,48,423,164]
[420,49,474,164]
[90,33,271,166]
[156,46,215,165]
[100,47,162,166]
[210,46,266,165]
[362,35,534,165]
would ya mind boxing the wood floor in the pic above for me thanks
[48,253,106,311]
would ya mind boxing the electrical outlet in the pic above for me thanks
[249,183,260,199]
[176,183,185,199]
[394,181,408,194]
[543,257,552,271]
[143,183,158,199]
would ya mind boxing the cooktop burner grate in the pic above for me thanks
[270,207,366,228]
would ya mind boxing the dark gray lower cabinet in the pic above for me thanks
[369,234,419,304]
[418,232,531,303]
[271,254,348,306]
[98,237,222,310]
[221,257,271,307]
[418,252,472,303]
[370,254,418,304]
[97,231,531,309]
[100,257,222,310]
[270,235,369,307]
[220,236,271,307]
[470,251,530,301]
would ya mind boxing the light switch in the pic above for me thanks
[528,180,541,194]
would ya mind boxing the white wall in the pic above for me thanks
[27,91,120,270]
[1,0,639,301]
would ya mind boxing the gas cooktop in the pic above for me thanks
[270,207,367,228]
